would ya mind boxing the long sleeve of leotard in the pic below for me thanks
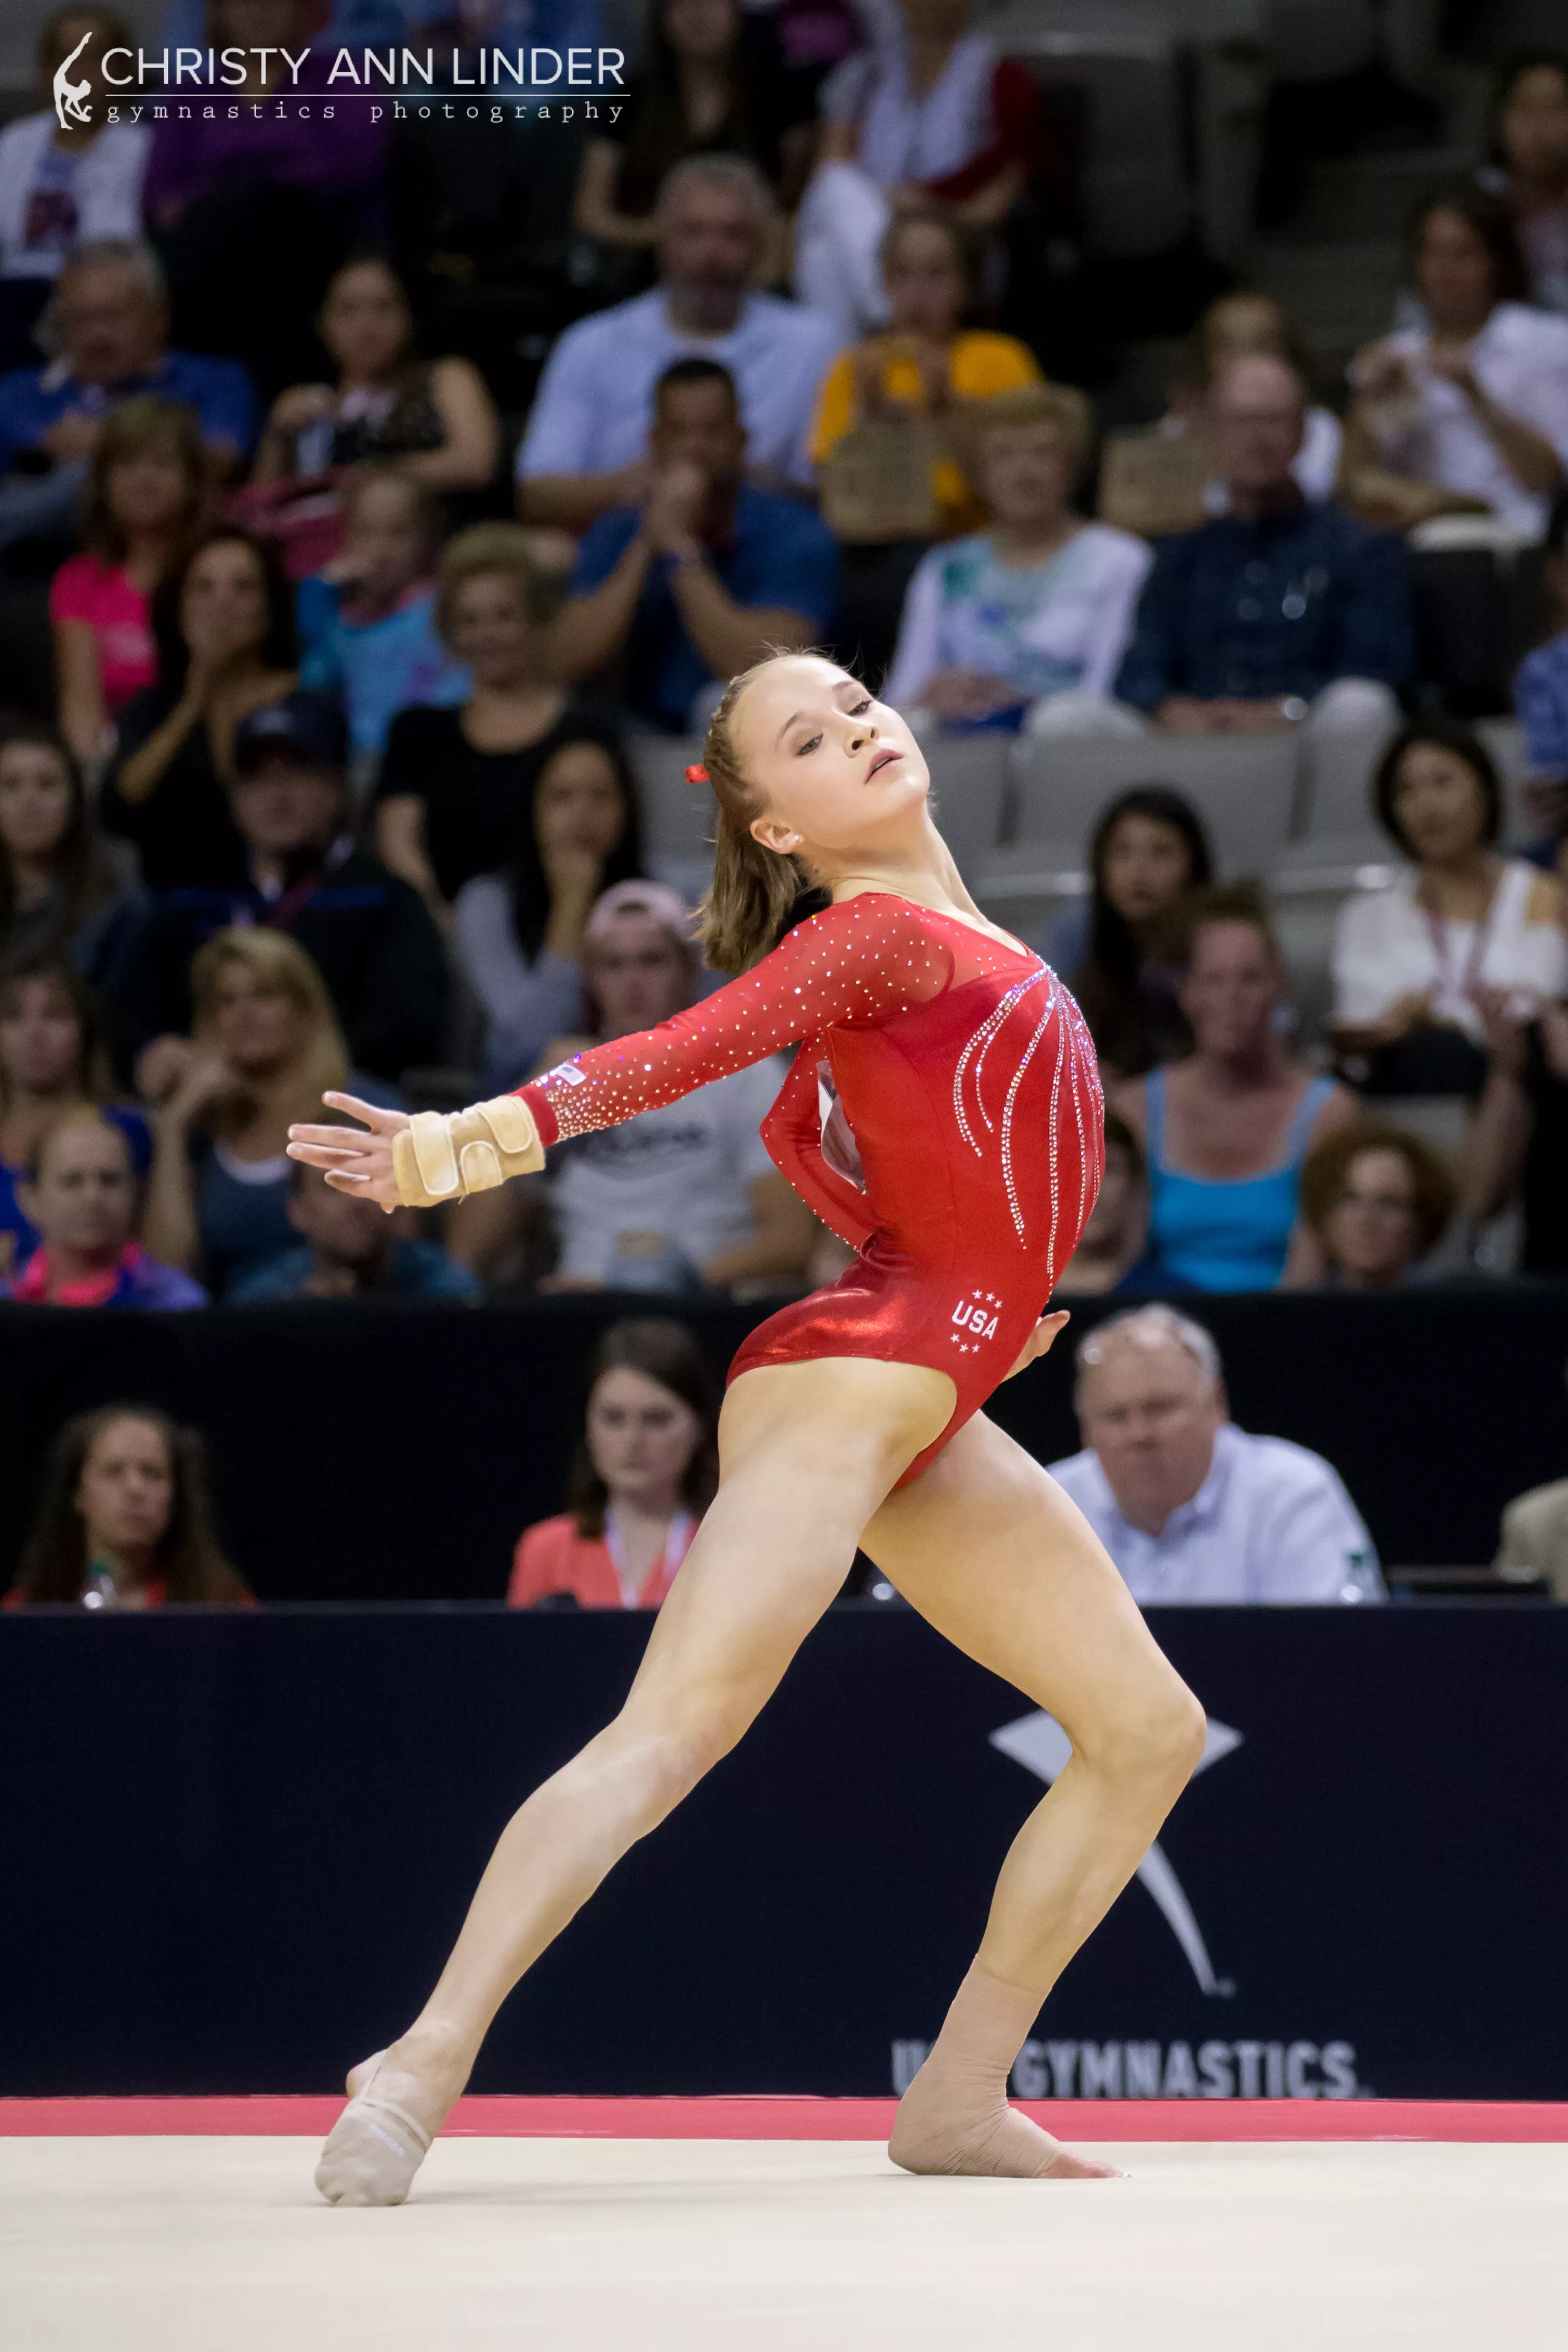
[763,1044,879,1251]
[515,895,962,1147]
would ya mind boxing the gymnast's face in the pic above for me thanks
[733,657,931,873]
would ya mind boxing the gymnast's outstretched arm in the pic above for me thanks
[286,895,959,1207]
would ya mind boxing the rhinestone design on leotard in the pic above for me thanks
[514,890,1104,1481]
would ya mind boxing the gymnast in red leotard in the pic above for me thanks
[288,654,1206,2207]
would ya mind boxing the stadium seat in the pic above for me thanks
[629,737,713,868]
[924,736,1013,870]
[1011,732,1298,870]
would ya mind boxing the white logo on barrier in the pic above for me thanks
[990,1708,1242,1995]
[54,30,95,129]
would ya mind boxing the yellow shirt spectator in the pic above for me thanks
[811,328,1041,535]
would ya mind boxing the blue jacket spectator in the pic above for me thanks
[552,357,838,733]
[296,468,469,763]
[0,238,254,482]
[116,691,449,1085]
[229,1149,481,1304]
[1114,354,1411,735]
[517,154,840,532]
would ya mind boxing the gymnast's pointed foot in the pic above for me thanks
[888,1962,1120,2181]
[314,2030,468,2206]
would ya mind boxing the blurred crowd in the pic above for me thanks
[5,3,1568,1606]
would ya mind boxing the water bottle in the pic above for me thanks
[82,1568,118,1610]
[1338,1548,1386,1606]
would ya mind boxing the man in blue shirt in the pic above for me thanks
[552,357,839,735]
[0,237,254,544]
[1115,354,1411,737]
[517,156,840,532]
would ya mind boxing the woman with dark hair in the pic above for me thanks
[50,396,209,764]
[252,253,499,496]
[1331,720,1567,1093]
[1343,184,1568,537]
[0,725,144,986]
[8,1404,248,1608]
[1049,786,1213,1078]
[1113,883,1358,1291]
[0,954,149,1276]
[507,1319,719,1609]
[100,526,298,892]
[1483,55,1568,318]
[573,0,813,280]
[375,524,625,928]
[454,738,647,1089]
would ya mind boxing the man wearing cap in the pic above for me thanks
[1048,1304,1383,1604]
[450,877,818,1295]
[118,688,449,1086]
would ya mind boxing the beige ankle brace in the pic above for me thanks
[889,1962,1110,2180]
[392,1095,544,1208]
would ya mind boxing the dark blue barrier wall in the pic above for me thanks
[3,1285,1568,1596]
[1,1606,1562,2100]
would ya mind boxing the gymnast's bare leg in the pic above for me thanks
[862,1408,1205,2178]
[316,1338,1201,2203]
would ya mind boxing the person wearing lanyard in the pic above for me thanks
[507,1320,718,1609]
[1331,718,1568,1099]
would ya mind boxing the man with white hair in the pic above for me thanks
[1048,1304,1383,1604]
[517,155,840,532]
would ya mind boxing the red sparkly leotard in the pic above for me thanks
[517,893,1104,1483]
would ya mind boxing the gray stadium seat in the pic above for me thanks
[1011,733,1299,872]
[924,736,1012,872]
[628,736,712,866]
[1293,724,1392,858]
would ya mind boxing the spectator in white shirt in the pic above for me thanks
[0,7,150,370]
[884,382,1151,733]
[1331,720,1568,1092]
[793,0,1049,339]
[451,878,819,1295]
[515,154,840,534]
[1048,1304,1383,1605]
[1343,185,1568,540]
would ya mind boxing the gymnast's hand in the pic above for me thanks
[287,1091,408,1211]
[1003,1311,1069,1381]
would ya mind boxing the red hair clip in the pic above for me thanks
[685,764,710,786]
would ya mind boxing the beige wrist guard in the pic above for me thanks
[391,1095,545,1208]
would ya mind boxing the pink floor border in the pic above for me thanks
[2,2096,1566,2142]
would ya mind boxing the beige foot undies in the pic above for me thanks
[889,1962,1119,2180]
[314,2049,435,2206]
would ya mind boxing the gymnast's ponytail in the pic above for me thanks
[697,657,808,974]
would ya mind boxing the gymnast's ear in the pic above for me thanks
[749,814,802,855]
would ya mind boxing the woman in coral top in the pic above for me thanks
[291,651,1204,2205]
[508,1319,717,1610]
